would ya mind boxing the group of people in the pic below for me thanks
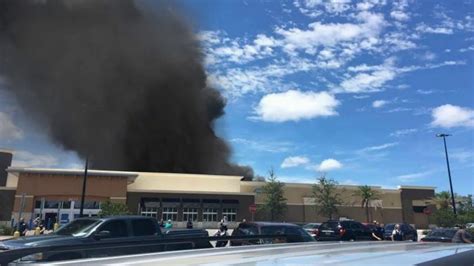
[368,221,410,241]
[369,221,472,243]
[15,217,46,236]
[158,219,174,229]
[213,216,229,247]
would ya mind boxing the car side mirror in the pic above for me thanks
[94,230,111,239]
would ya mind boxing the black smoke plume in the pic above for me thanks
[0,0,253,180]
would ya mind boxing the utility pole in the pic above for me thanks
[436,134,457,215]
[79,157,89,217]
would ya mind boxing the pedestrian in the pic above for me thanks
[164,219,173,229]
[17,217,29,236]
[391,224,404,241]
[371,221,384,241]
[242,218,247,223]
[220,216,228,231]
[452,224,472,243]
[159,219,165,228]
[214,223,228,247]
[186,219,193,229]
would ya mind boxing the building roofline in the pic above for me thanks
[127,189,255,196]
[6,167,138,178]
[241,181,383,189]
[397,185,436,190]
[0,148,14,154]
[5,167,244,181]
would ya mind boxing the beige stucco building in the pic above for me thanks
[0,151,435,229]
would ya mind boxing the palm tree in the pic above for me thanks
[353,185,380,223]
[431,191,451,210]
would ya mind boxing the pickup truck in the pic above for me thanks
[0,216,211,262]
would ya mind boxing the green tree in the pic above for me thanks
[429,208,458,227]
[260,168,287,221]
[431,191,451,210]
[312,176,343,220]
[98,201,130,217]
[353,185,380,223]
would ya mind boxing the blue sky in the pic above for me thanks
[1,0,473,194]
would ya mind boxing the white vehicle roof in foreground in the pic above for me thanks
[38,242,474,266]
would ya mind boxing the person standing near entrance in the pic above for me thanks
[391,224,404,241]
[17,217,29,236]
[371,221,384,241]
[186,219,193,229]
[164,219,173,229]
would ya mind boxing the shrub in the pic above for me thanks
[98,201,130,217]
[0,225,14,236]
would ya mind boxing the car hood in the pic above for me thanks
[1,234,82,249]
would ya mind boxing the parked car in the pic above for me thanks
[383,223,418,241]
[466,223,474,229]
[362,223,384,240]
[302,223,321,237]
[316,220,372,241]
[230,222,314,246]
[0,216,211,262]
[421,228,457,243]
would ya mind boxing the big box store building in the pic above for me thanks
[0,151,436,229]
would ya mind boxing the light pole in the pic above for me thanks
[79,156,89,217]
[436,133,456,215]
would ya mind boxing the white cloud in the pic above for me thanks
[275,11,385,55]
[390,10,409,21]
[396,170,433,182]
[431,104,474,128]
[390,128,418,137]
[372,100,389,108]
[229,138,292,153]
[416,24,453,34]
[294,0,354,17]
[253,90,340,122]
[385,107,412,113]
[416,89,434,95]
[317,158,343,172]
[281,156,310,168]
[353,95,370,99]
[459,45,474,53]
[359,142,398,153]
[11,151,58,168]
[338,69,396,93]
[450,150,474,164]
[0,112,23,140]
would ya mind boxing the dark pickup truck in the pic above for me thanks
[0,216,211,262]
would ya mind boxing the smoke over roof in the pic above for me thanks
[0,0,253,180]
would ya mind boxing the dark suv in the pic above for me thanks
[316,220,372,241]
[230,222,314,246]
[383,223,418,241]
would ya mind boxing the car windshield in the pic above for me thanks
[428,229,456,238]
[384,224,395,231]
[261,226,287,235]
[235,224,258,235]
[55,219,101,236]
[320,222,338,230]
[303,224,318,229]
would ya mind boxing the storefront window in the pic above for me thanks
[222,208,237,222]
[183,208,198,221]
[162,207,178,221]
[141,207,159,218]
[202,208,218,222]
[74,201,101,209]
